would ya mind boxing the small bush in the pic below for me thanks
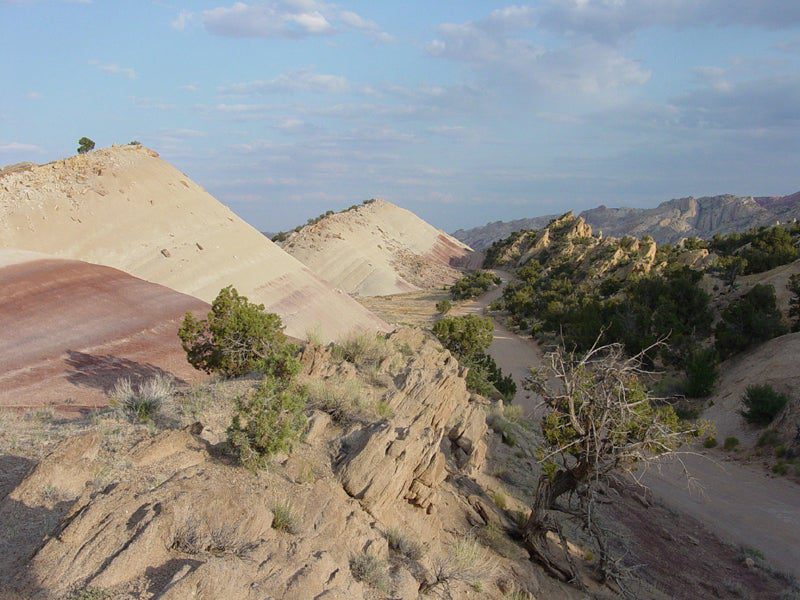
[110,374,173,422]
[503,404,524,423]
[450,271,501,300]
[436,299,453,315]
[491,490,508,510]
[741,384,789,426]
[387,528,425,560]
[349,552,389,591]
[715,285,788,359]
[271,501,299,534]
[77,137,95,154]
[758,429,781,447]
[684,347,718,398]
[433,315,493,358]
[68,589,110,600]
[227,377,307,470]
[427,534,495,595]
[723,436,740,451]
[703,436,718,448]
[179,286,299,379]
[773,461,789,476]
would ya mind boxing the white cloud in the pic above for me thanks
[221,69,349,95]
[201,1,390,41]
[26,91,42,100]
[181,84,199,92]
[89,59,137,80]
[171,10,193,31]
[427,11,650,99]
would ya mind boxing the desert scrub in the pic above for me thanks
[271,500,299,533]
[179,285,300,379]
[67,589,110,600]
[332,331,392,367]
[425,534,495,594]
[703,436,718,448]
[723,436,740,451]
[436,299,452,314]
[227,377,307,470]
[491,490,508,510]
[110,374,173,423]
[349,552,389,591]
[387,528,425,561]
[741,384,789,426]
[304,375,390,422]
[772,461,790,476]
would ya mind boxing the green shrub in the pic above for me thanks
[789,274,800,332]
[773,461,789,476]
[703,436,718,448]
[179,286,299,379]
[77,137,95,154]
[684,347,718,398]
[715,285,788,359]
[491,490,508,510]
[723,436,740,451]
[450,270,501,300]
[433,314,493,358]
[110,374,173,423]
[436,299,452,314]
[227,377,307,470]
[741,384,789,426]
[757,429,781,447]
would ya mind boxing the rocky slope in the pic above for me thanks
[0,250,207,413]
[455,191,800,250]
[0,145,389,341]
[279,199,473,297]
[0,328,581,600]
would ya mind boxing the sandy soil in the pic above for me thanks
[0,251,207,413]
[459,272,800,580]
[0,145,388,341]
[281,199,472,296]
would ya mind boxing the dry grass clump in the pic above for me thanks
[110,374,174,423]
[332,331,392,367]
[425,534,496,597]
[387,528,425,561]
[171,518,254,558]
[305,375,392,422]
[271,500,299,534]
[349,551,390,591]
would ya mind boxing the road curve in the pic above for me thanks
[454,272,800,578]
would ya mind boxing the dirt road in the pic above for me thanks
[454,276,800,578]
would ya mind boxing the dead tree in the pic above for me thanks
[522,339,709,589]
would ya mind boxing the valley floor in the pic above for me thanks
[456,271,800,581]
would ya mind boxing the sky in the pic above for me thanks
[1,1,799,232]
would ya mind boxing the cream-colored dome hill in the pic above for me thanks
[279,199,474,297]
[0,145,389,341]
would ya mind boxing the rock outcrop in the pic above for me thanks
[454,191,800,250]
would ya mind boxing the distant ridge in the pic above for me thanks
[454,191,800,250]
[279,199,473,296]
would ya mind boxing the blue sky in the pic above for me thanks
[2,1,799,232]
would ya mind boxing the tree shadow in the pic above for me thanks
[0,455,35,502]
[64,350,187,394]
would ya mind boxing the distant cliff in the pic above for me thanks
[454,191,800,250]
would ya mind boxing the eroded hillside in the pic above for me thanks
[279,199,473,296]
[0,145,389,340]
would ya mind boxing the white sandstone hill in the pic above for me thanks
[279,199,473,296]
[0,145,389,340]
